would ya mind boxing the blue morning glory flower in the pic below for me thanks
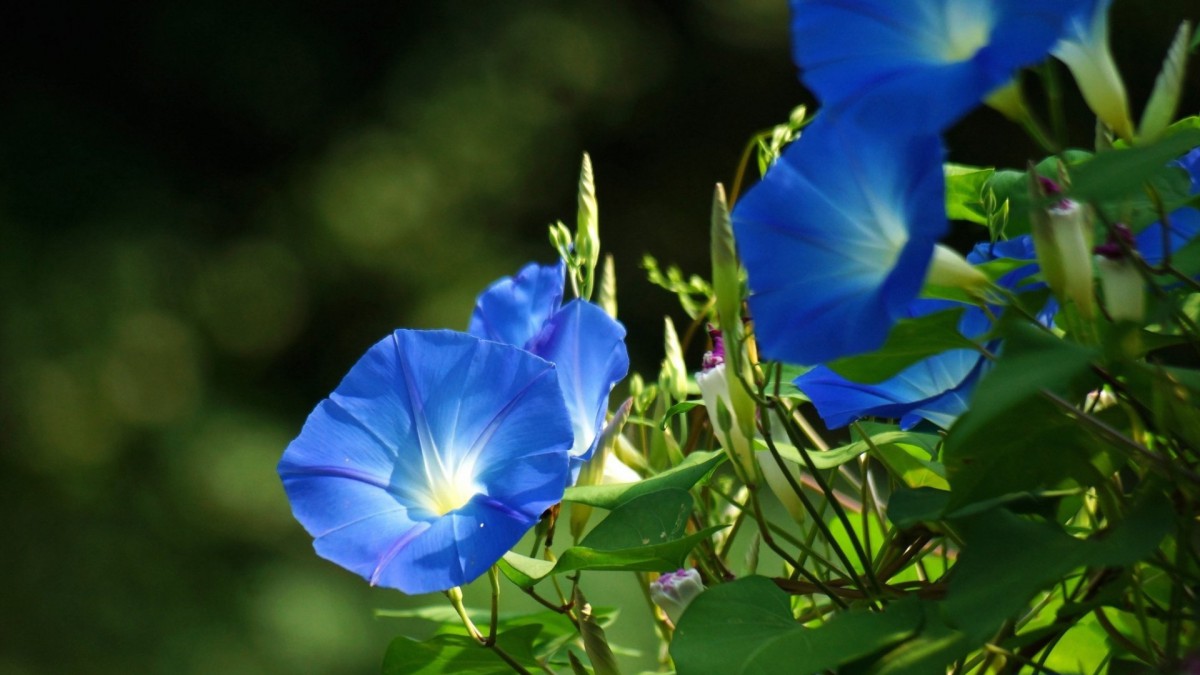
[733,116,949,365]
[469,262,629,479]
[278,330,573,594]
[795,300,991,430]
[793,239,1035,430]
[790,0,1087,132]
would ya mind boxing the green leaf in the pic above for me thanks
[376,606,617,661]
[579,488,692,550]
[661,400,701,429]
[869,494,1171,673]
[563,450,725,509]
[826,308,977,384]
[671,577,923,675]
[381,624,542,675]
[944,163,994,225]
[574,586,621,675]
[499,491,724,588]
[872,442,949,490]
[984,150,1093,239]
[943,323,1106,510]
[762,362,813,401]
[858,602,971,675]
[943,492,1171,642]
[1067,127,1200,204]
[886,487,951,529]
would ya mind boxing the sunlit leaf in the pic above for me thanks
[563,451,725,509]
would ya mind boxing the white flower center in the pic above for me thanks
[426,463,480,516]
[937,2,992,63]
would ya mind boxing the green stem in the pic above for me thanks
[446,586,533,675]
[776,403,884,598]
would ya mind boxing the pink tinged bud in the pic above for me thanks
[1095,224,1144,323]
[1030,174,1096,320]
[649,568,705,624]
[702,326,725,371]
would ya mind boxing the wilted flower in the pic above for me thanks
[790,0,1089,132]
[649,568,706,625]
[469,262,629,481]
[278,330,573,594]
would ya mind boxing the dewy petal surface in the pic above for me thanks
[528,299,630,476]
[790,0,1086,132]
[734,116,947,365]
[468,262,566,349]
[278,329,572,595]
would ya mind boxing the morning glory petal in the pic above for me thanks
[795,297,989,430]
[527,299,630,475]
[469,261,567,348]
[279,329,573,595]
[791,0,1086,131]
[734,116,947,364]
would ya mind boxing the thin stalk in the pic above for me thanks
[446,586,533,675]
[748,489,849,609]
[776,403,884,597]
[487,567,502,644]
[761,412,876,602]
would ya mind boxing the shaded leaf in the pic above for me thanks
[671,577,923,675]
[381,624,541,675]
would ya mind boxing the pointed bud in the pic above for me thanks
[575,153,600,300]
[571,399,633,541]
[597,254,618,319]
[1031,174,1096,319]
[649,568,705,625]
[1053,1,1134,141]
[660,317,688,402]
[1138,21,1192,142]
[711,185,743,345]
[924,243,989,293]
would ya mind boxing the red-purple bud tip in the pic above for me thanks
[1038,176,1072,210]
[702,325,725,371]
[1094,223,1135,260]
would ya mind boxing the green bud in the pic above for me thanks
[924,243,989,295]
[710,185,743,344]
[1138,21,1192,143]
[575,152,600,300]
[659,316,688,402]
[1030,172,1096,320]
[597,253,618,319]
[570,398,632,541]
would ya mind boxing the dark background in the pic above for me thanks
[2,2,1197,673]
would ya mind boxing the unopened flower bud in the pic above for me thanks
[1031,175,1096,320]
[1095,224,1145,323]
[1053,1,1134,141]
[649,568,705,625]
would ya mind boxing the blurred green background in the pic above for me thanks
[2,2,1197,673]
